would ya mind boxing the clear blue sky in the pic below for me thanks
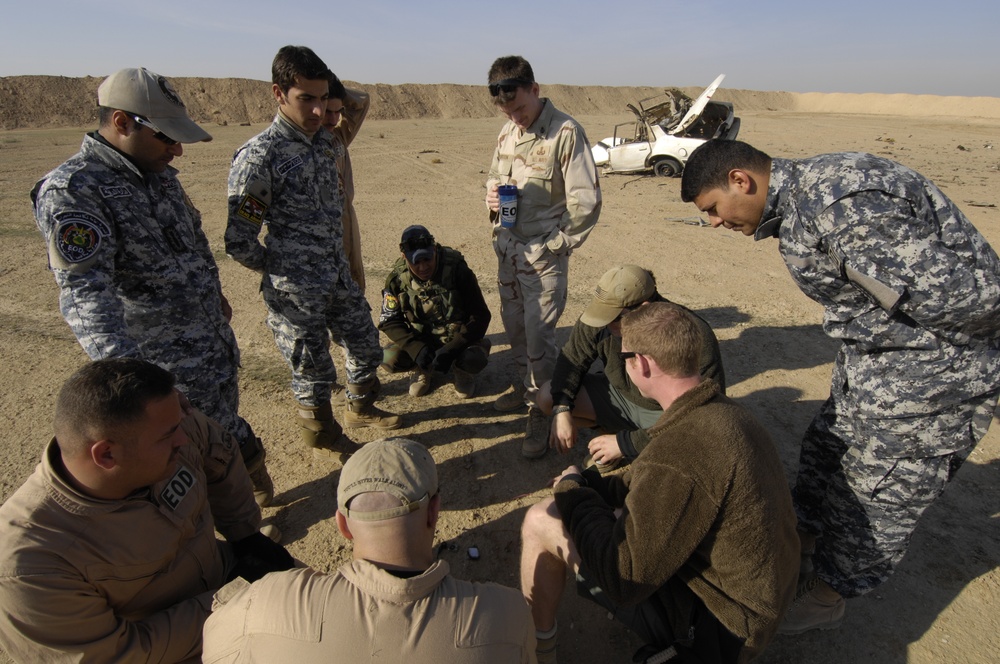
[4,0,997,97]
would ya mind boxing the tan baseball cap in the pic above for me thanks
[337,438,438,522]
[580,265,656,327]
[97,67,211,143]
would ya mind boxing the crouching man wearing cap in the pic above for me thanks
[534,265,725,463]
[378,225,492,399]
[30,67,275,507]
[202,438,537,663]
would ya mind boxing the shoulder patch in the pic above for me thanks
[380,290,401,324]
[237,194,267,225]
[51,210,111,264]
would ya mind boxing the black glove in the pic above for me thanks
[414,346,435,371]
[228,532,295,583]
[431,347,458,373]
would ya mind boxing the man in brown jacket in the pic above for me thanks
[0,359,293,663]
[519,302,798,664]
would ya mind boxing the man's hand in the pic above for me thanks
[485,184,500,212]
[229,532,295,583]
[551,465,584,487]
[549,411,577,454]
[587,434,623,466]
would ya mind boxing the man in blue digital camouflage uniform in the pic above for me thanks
[681,139,1000,635]
[226,46,400,464]
[31,67,275,506]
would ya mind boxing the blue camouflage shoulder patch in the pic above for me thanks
[51,210,111,264]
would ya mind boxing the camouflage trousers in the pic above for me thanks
[794,362,999,598]
[494,234,569,405]
[262,282,381,407]
[177,365,257,459]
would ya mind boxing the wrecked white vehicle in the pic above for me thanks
[591,74,740,177]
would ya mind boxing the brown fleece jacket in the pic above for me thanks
[554,380,798,662]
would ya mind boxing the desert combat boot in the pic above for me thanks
[243,439,275,507]
[522,407,549,459]
[409,370,432,397]
[494,382,527,412]
[343,377,403,429]
[452,367,476,398]
[778,577,846,635]
[296,402,362,463]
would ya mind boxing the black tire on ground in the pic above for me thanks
[653,158,683,177]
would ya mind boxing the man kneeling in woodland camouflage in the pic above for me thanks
[379,225,492,399]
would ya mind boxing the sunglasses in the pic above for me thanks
[618,351,637,362]
[488,78,533,97]
[400,235,435,253]
[133,116,178,145]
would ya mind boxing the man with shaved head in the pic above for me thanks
[203,438,535,663]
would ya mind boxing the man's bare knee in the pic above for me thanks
[523,496,559,538]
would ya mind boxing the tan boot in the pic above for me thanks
[296,402,361,463]
[494,383,527,412]
[522,407,549,459]
[343,378,403,429]
[778,578,845,635]
[452,367,476,398]
[409,370,432,397]
[331,383,347,408]
[243,438,274,508]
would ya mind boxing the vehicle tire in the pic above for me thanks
[653,158,682,178]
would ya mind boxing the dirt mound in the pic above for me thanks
[3,76,999,130]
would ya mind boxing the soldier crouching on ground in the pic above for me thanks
[226,45,401,465]
[379,225,492,399]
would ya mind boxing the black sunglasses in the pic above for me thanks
[133,115,178,146]
[400,235,435,253]
[618,351,637,362]
[488,78,533,97]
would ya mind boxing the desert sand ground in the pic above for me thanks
[1,82,999,663]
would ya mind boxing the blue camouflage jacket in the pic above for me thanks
[32,133,238,383]
[226,113,348,294]
[756,153,1000,416]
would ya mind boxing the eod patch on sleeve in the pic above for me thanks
[50,210,111,268]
